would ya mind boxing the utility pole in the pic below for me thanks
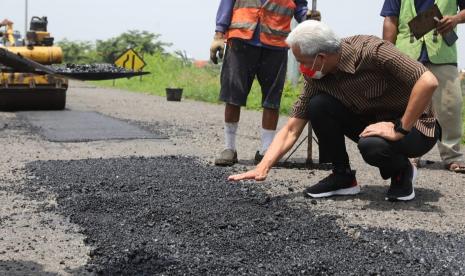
[286,19,299,87]
[288,1,318,86]
[25,0,28,36]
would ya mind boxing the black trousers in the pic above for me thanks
[308,94,440,179]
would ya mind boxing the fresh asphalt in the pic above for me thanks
[18,111,165,142]
[19,156,465,275]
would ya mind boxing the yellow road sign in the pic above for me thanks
[114,48,146,71]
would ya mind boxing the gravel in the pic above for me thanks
[20,156,465,275]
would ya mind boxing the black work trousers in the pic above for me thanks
[307,93,440,179]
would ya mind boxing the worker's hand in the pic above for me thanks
[359,122,404,141]
[210,32,225,64]
[228,165,269,182]
[436,15,459,35]
[0,19,13,26]
[306,10,321,21]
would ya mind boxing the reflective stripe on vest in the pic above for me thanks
[234,0,262,9]
[227,0,295,47]
[230,22,258,31]
[260,24,290,37]
[263,2,294,17]
[396,0,457,64]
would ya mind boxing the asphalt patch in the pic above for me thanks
[18,111,166,142]
[22,156,465,275]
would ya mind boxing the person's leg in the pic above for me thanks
[358,124,440,201]
[358,136,416,201]
[358,137,410,180]
[215,39,259,166]
[255,48,287,157]
[427,64,464,171]
[308,94,367,172]
[260,108,279,156]
[262,108,279,130]
[304,94,368,198]
[358,127,439,178]
[224,104,241,151]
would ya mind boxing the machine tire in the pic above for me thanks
[0,88,67,111]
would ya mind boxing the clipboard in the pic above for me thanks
[407,4,458,46]
[408,4,442,40]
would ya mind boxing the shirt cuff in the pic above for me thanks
[296,15,306,23]
[380,12,399,17]
[215,25,228,33]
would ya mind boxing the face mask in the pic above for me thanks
[299,55,326,79]
[299,64,317,78]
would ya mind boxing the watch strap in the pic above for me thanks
[394,119,410,135]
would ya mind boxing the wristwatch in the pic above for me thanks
[394,119,410,135]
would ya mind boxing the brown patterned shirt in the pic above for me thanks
[291,35,437,137]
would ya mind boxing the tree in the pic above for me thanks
[57,39,99,64]
[96,30,171,63]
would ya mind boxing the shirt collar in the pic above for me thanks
[336,40,356,74]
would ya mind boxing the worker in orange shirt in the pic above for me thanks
[211,0,320,166]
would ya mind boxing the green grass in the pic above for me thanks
[93,53,303,115]
[94,53,465,144]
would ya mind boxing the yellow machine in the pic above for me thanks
[0,17,149,110]
[0,17,68,110]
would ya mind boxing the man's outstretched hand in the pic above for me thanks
[228,166,269,182]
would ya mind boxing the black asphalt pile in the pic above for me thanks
[22,156,465,275]
[51,63,134,74]
[48,63,149,81]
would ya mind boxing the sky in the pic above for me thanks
[2,0,465,67]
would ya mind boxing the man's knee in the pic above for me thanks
[358,137,388,164]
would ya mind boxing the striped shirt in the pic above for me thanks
[291,35,437,137]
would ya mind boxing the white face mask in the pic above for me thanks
[310,54,326,79]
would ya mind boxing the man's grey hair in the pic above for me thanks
[286,20,341,57]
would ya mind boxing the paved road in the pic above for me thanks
[0,81,464,275]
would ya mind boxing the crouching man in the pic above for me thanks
[228,20,440,201]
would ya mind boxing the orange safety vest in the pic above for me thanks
[226,0,296,48]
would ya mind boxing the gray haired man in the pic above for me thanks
[229,21,440,202]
